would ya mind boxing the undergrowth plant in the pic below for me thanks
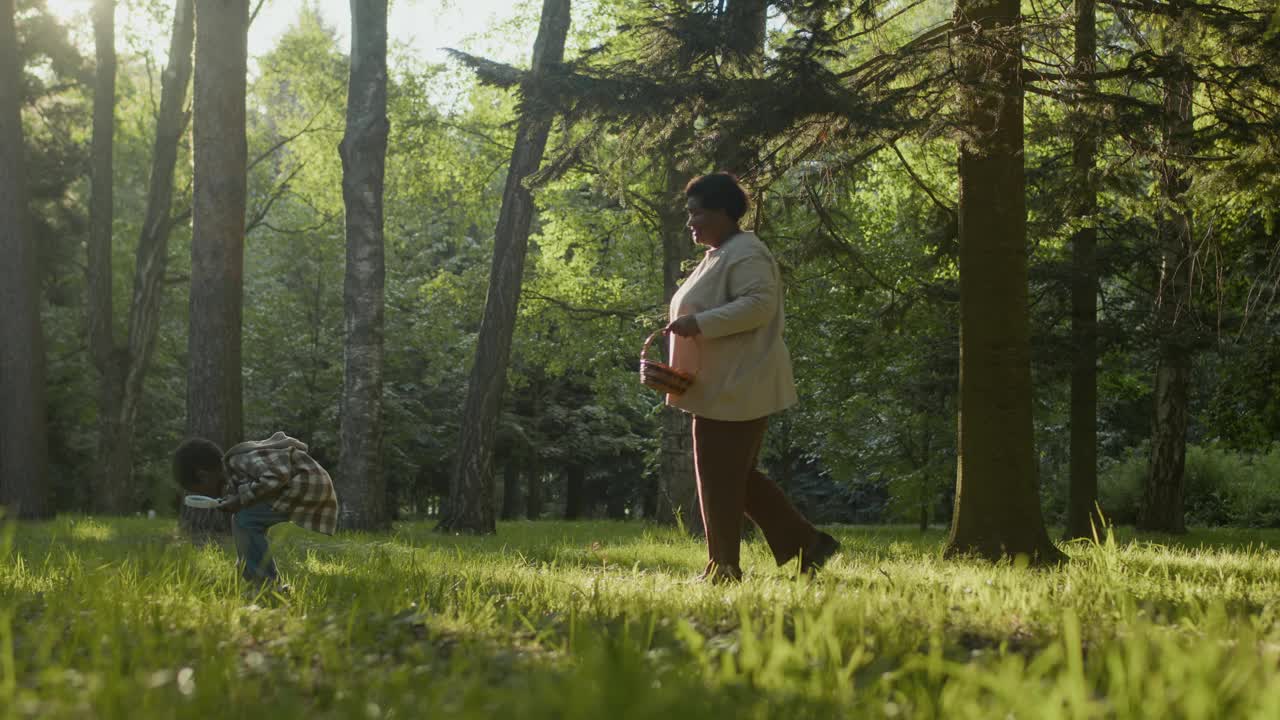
[2,517,1279,719]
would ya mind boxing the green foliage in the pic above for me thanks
[5,519,1280,717]
[15,1,90,303]
[1099,444,1280,528]
[19,0,1280,529]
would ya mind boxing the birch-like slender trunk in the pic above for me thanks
[1139,45,1195,534]
[338,0,390,531]
[89,0,195,515]
[1065,0,1102,540]
[439,0,571,535]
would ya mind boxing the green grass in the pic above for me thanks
[3,518,1280,719]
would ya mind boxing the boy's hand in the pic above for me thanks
[216,497,240,514]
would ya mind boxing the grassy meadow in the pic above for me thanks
[3,517,1280,719]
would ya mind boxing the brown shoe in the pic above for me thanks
[700,562,743,584]
[800,532,841,574]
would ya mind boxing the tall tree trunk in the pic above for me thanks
[87,0,195,517]
[654,0,767,530]
[87,0,127,512]
[656,160,699,532]
[0,0,51,520]
[183,0,248,538]
[338,0,390,531]
[944,0,1060,562]
[1139,49,1195,534]
[641,471,657,520]
[563,464,586,520]
[439,0,570,535]
[500,460,521,520]
[116,0,194,513]
[605,475,627,519]
[1065,0,1102,540]
[918,424,933,532]
[525,466,543,520]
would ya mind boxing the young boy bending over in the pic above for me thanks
[173,432,339,585]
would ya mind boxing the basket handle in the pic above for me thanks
[641,329,666,362]
[642,328,700,375]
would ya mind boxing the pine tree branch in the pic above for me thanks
[887,140,954,220]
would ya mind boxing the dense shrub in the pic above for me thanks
[1097,444,1280,527]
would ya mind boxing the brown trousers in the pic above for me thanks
[692,415,819,571]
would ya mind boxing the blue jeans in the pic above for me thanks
[232,502,290,582]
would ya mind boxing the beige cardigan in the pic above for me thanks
[667,231,797,421]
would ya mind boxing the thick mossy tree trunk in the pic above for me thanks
[338,0,391,531]
[183,0,248,538]
[1139,51,1195,534]
[439,0,570,535]
[0,0,51,520]
[1065,0,1102,541]
[944,0,1061,563]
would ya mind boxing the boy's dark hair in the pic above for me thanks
[685,172,750,222]
[173,437,224,492]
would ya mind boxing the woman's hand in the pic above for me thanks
[665,314,702,337]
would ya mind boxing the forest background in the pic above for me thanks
[4,0,1280,538]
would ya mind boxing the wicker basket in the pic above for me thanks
[640,329,695,396]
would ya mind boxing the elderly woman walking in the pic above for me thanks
[664,172,840,583]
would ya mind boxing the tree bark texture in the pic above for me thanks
[338,0,390,531]
[0,0,51,520]
[89,0,194,515]
[656,161,700,533]
[1139,51,1195,534]
[87,0,125,512]
[111,0,194,516]
[944,0,1060,562]
[439,0,570,535]
[88,0,116,379]
[1065,0,1102,541]
[183,0,248,537]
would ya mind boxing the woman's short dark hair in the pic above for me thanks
[685,172,750,222]
[173,437,224,492]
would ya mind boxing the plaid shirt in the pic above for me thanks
[221,432,339,535]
